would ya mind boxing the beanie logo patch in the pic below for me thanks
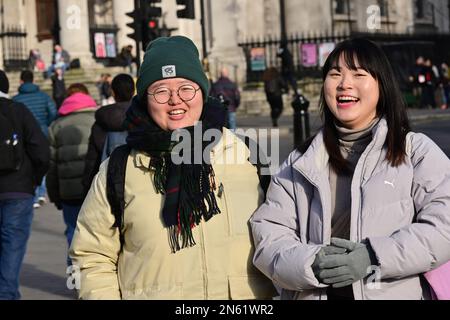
[162,65,176,78]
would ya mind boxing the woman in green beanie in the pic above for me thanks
[69,36,275,300]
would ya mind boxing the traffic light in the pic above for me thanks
[176,0,195,19]
[140,0,162,50]
[142,0,162,19]
[142,18,160,50]
[125,9,142,42]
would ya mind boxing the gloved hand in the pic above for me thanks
[314,237,378,288]
[312,245,347,281]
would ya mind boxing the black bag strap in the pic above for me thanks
[0,99,19,132]
[106,144,131,244]
[237,134,271,198]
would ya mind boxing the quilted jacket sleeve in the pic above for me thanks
[69,159,122,299]
[250,151,325,291]
[368,133,450,279]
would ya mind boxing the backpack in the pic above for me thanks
[106,135,271,244]
[101,131,128,162]
[0,101,23,173]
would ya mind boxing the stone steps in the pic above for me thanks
[6,69,322,115]
[7,67,132,105]
[238,78,322,116]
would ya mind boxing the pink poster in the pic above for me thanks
[319,42,336,67]
[301,43,317,67]
[94,33,106,58]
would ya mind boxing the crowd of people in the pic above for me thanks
[409,56,450,110]
[0,35,449,301]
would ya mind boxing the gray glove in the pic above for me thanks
[314,237,378,288]
[312,245,347,280]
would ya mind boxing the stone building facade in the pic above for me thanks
[0,0,449,84]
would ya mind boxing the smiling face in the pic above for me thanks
[324,54,379,130]
[146,77,203,131]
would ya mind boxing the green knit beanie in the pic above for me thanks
[136,36,209,100]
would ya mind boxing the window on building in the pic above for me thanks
[36,0,56,41]
[415,0,425,19]
[377,0,387,17]
[335,0,349,15]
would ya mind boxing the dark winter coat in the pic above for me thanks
[0,98,50,196]
[82,101,130,194]
[210,77,240,112]
[12,83,57,135]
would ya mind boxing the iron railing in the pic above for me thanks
[238,30,450,84]
[0,25,28,71]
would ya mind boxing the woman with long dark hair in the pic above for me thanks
[250,38,450,300]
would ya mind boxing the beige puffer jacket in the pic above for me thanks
[70,128,276,300]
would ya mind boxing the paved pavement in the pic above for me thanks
[237,107,450,134]
[19,204,77,300]
[18,107,450,300]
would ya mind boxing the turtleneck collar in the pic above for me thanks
[335,117,380,142]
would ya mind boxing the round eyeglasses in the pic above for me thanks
[147,84,201,104]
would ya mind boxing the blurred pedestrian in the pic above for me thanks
[46,44,71,78]
[439,62,449,110]
[0,70,50,299]
[210,67,240,130]
[82,73,135,195]
[262,67,286,127]
[277,41,299,98]
[12,70,56,208]
[251,38,450,300]
[97,73,114,106]
[28,49,45,72]
[409,56,425,108]
[420,58,437,109]
[51,67,67,109]
[70,36,275,300]
[46,83,97,266]
[118,45,135,75]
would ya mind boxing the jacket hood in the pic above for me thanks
[18,82,40,94]
[95,101,131,131]
[58,92,97,116]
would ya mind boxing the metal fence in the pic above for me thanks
[238,31,350,83]
[0,25,28,71]
[238,30,450,84]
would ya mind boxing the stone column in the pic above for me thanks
[208,0,246,84]
[58,0,95,67]
[112,0,133,54]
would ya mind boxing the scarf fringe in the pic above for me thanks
[165,164,221,253]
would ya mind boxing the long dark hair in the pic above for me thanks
[316,38,411,174]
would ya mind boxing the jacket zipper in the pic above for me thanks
[357,141,377,300]
[294,167,327,300]
[217,182,232,235]
[198,220,209,299]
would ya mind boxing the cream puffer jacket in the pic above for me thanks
[70,128,276,300]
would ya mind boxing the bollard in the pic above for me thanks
[291,94,311,149]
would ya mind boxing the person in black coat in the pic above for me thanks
[51,67,67,109]
[262,67,286,127]
[0,69,50,299]
[82,73,135,195]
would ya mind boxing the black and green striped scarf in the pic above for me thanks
[124,96,226,253]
